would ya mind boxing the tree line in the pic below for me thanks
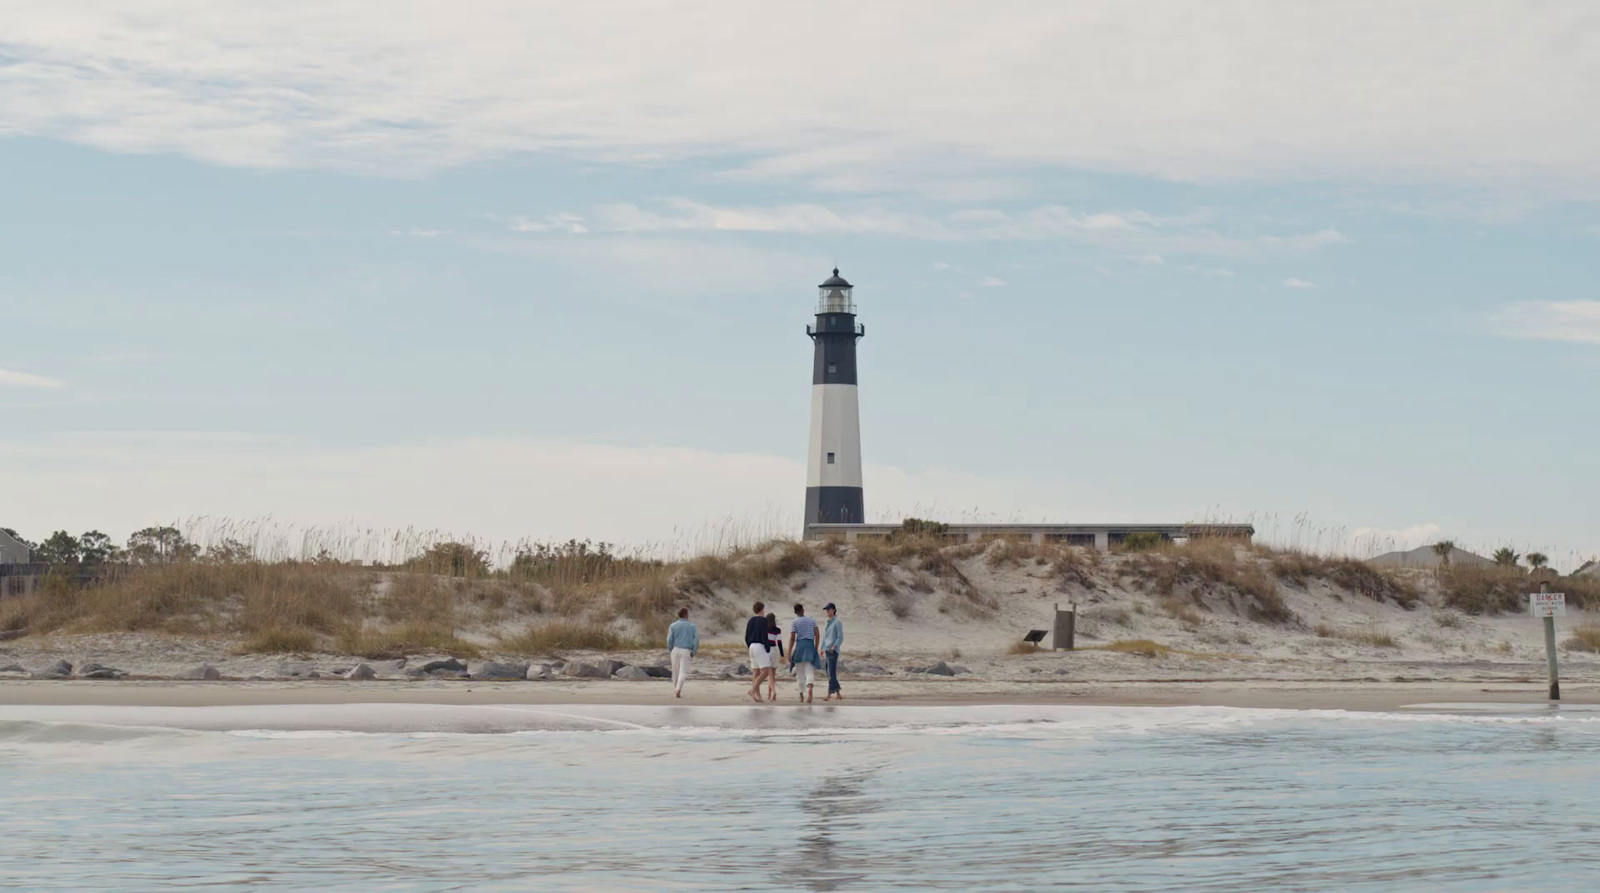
[1,526,210,566]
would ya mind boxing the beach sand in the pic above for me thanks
[2,672,1593,713]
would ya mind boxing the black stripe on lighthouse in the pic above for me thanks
[811,313,859,385]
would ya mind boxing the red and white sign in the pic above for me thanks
[1529,592,1566,618]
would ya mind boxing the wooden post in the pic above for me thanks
[1052,602,1076,651]
[1540,581,1560,701]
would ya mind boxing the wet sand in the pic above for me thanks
[1,677,1592,712]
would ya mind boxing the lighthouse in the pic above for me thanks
[805,268,866,526]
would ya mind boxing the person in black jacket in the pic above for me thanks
[744,601,771,703]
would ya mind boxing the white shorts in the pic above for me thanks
[749,643,773,670]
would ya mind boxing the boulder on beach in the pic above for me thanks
[564,661,609,679]
[640,665,672,679]
[602,659,626,675]
[345,663,377,680]
[428,669,468,679]
[404,668,429,679]
[923,661,956,677]
[78,663,125,680]
[33,660,73,679]
[526,664,555,680]
[0,663,28,676]
[949,665,972,676]
[841,662,890,676]
[614,666,651,680]
[420,658,468,673]
[471,661,529,680]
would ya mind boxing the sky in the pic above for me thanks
[2,1,1598,564]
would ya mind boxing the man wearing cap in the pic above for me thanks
[821,602,845,701]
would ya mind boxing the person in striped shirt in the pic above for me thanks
[787,604,823,703]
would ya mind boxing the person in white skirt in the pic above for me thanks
[744,601,773,702]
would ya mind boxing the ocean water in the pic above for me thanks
[2,702,1598,891]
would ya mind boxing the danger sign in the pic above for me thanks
[1529,592,1566,618]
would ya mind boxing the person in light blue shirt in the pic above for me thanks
[821,602,844,701]
[665,607,699,698]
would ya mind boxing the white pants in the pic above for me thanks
[670,648,693,693]
[795,661,814,693]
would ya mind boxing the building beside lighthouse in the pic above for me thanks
[804,268,865,525]
[798,267,1254,549]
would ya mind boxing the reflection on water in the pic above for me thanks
[2,705,1600,891]
[793,769,881,891]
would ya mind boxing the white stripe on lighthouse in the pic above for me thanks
[806,384,862,488]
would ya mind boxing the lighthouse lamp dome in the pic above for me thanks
[817,268,854,313]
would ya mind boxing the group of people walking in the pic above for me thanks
[662,600,844,702]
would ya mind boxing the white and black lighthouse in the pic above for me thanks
[805,268,866,525]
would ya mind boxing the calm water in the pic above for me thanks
[2,702,1598,891]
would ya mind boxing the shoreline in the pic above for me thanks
[2,677,1592,712]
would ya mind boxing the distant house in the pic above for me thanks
[0,529,29,565]
[1577,559,1600,578]
[1366,544,1494,569]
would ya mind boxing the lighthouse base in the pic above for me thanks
[804,486,865,525]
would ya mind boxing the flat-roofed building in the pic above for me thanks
[804,522,1254,550]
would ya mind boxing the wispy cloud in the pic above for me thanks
[1,3,1596,191]
[501,213,590,234]
[505,199,1346,258]
[1349,523,1444,555]
[0,368,65,389]
[978,276,1007,287]
[1283,277,1316,289]
[1492,301,1600,345]
[389,227,449,238]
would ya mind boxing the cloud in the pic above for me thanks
[1348,523,1445,555]
[931,261,952,270]
[389,227,449,238]
[1283,277,1316,289]
[508,199,1346,257]
[465,236,817,297]
[1492,301,1600,344]
[501,213,589,234]
[0,367,64,388]
[978,276,1006,287]
[2,2,1598,189]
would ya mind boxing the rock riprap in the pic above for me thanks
[471,661,529,680]
[78,663,125,679]
[563,661,609,679]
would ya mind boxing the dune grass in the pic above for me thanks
[499,621,641,654]
[1438,566,1600,615]
[1313,624,1399,648]
[1564,626,1600,653]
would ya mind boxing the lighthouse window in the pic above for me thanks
[827,452,836,464]
[827,363,837,374]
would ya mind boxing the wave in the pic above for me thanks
[4,702,1599,745]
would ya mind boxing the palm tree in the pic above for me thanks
[1492,547,1520,568]
[1432,540,1456,568]
[1527,552,1549,571]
